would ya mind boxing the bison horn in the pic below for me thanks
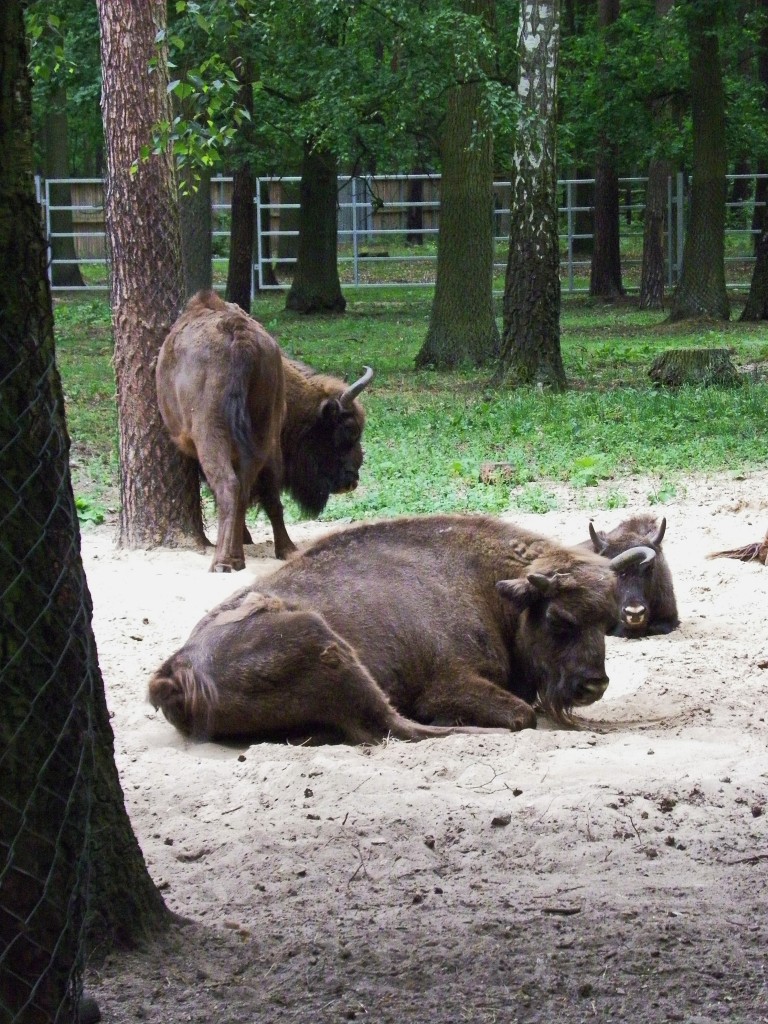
[339,365,374,407]
[589,521,608,554]
[609,545,656,573]
[650,517,667,547]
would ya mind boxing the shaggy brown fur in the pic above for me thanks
[156,291,372,571]
[148,514,651,746]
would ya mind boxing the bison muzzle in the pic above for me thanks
[149,515,652,746]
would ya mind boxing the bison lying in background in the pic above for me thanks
[708,527,768,565]
[148,514,652,745]
[584,515,679,637]
[156,291,372,571]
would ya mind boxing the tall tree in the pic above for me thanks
[669,5,730,321]
[740,0,768,322]
[97,0,206,549]
[589,0,624,299]
[41,83,86,288]
[1,5,168,1022]
[179,165,213,296]
[286,140,346,313]
[415,0,499,368]
[225,64,256,312]
[496,0,566,390]
[639,0,675,310]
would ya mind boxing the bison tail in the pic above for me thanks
[222,335,260,482]
[148,660,219,739]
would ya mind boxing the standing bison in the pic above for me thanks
[584,515,679,637]
[148,515,652,746]
[156,291,372,571]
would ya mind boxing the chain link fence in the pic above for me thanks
[1,261,97,1021]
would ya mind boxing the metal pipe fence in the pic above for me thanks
[37,172,766,299]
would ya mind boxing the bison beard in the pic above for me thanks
[156,291,372,571]
[148,515,651,746]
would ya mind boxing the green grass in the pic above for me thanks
[53,288,768,527]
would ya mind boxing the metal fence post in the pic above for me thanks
[254,178,261,298]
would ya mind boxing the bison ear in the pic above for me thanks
[319,398,343,424]
[496,574,555,610]
[545,603,579,629]
[589,521,608,554]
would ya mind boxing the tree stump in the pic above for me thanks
[648,348,741,388]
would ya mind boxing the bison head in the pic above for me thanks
[496,546,653,724]
[588,517,665,637]
[284,366,373,516]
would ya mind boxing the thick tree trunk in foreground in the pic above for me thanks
[286,141,346,313]
[669,9,729,321]
[98,0,207,550]
[415,0,499,369]
[496,0,566,390]
[1,7,168,1021]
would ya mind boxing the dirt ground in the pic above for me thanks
[82,470,768,1024]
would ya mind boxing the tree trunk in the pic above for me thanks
[589,0,624,299]
[639,157,670,309]
[286,140,346,313]
[98,0,207,551]
[741,0,768,322]
[668,8,729,322]
[1,9,168,1023]
[415,0,499,369]
[496,0,566,390]
[406,171,424,245]
[225,162,255,312]
[179,165,213,297]
[225,72,255,312]
[42,84,86,289]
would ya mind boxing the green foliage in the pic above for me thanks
[54,290,768,526]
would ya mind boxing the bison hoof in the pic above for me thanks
[212,564,232,573]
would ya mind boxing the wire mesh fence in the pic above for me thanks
[1,287,97,1022]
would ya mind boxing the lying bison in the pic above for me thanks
[156,291,372,572]
[584,515,679,637]
[708,527,768,565]
[149,514,652,745]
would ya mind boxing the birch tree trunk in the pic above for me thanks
[97,0,207,549]
[496,0,566,389]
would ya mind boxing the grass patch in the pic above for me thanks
[53,289,768,526]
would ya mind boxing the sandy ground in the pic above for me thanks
[82,471,768,1024]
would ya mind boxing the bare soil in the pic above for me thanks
[83,471,768,1024]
